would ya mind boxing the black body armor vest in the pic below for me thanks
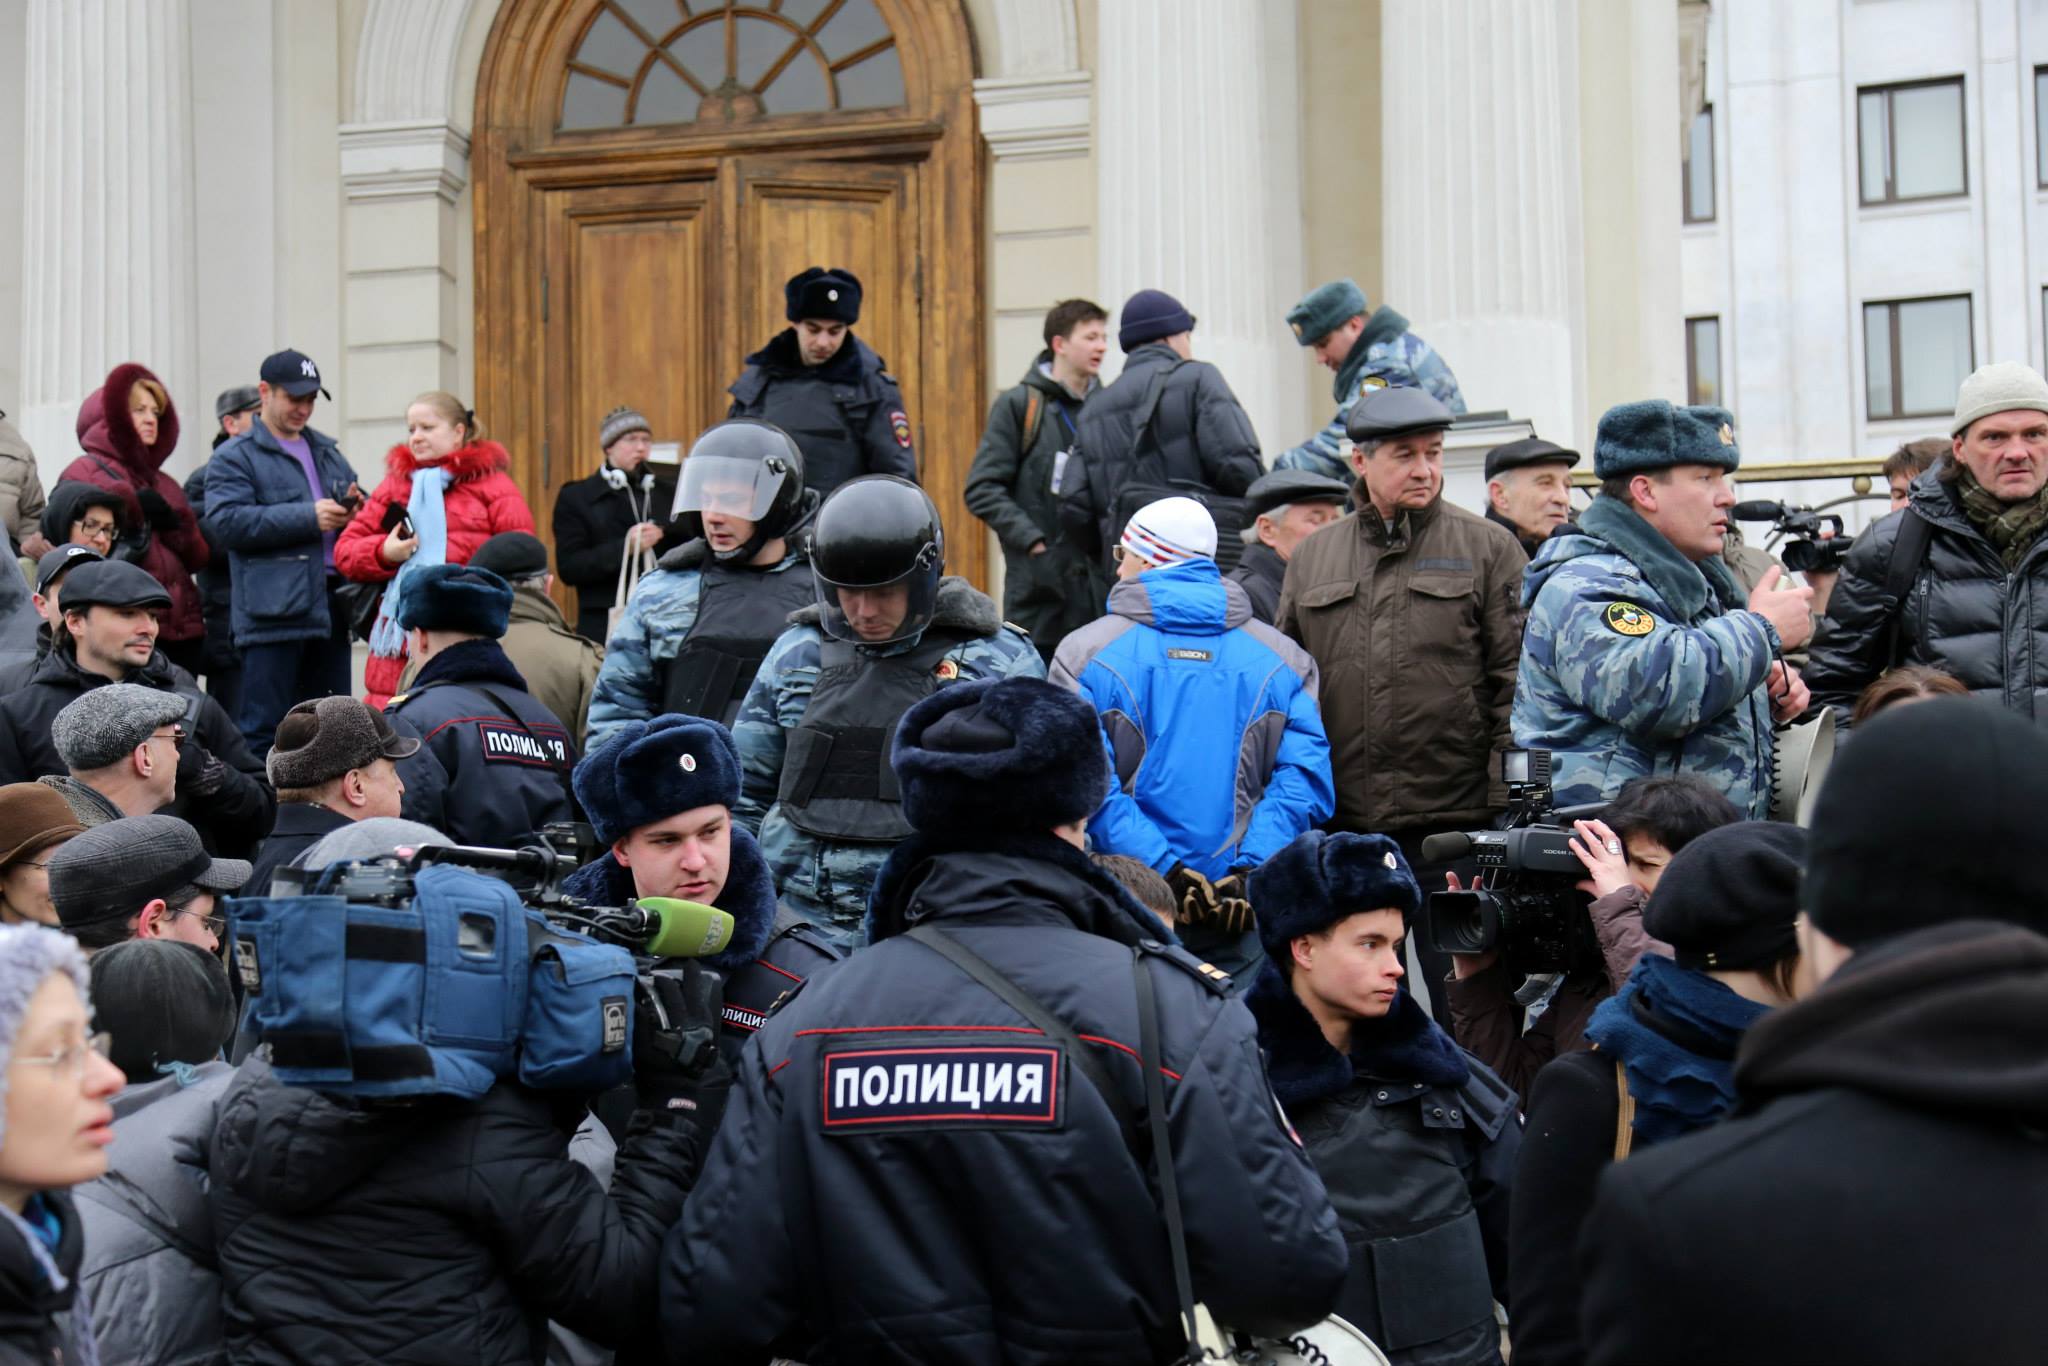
[660,561,816,728]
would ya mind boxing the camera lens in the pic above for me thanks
[1425,890,1499,956]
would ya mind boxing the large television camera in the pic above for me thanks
[1420,749,1606,978]
[1732,499,1851,575]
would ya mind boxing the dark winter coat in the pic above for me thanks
[657,831,1348,1364]
[0,1192,96,1366]
[1247,965,1518,1366]
[76,1063,235,1366]
[549,462,684,642]
[182,461,240,677]
[1578,920,2048,1366]
[0,643,274,857]
[1226,540,1288,625]
[204,417,361,648]
[209,1057,701,1365]
[727,331,917,498]
[246,803,354,897]
[1061,343,1263,567]
[963,353,1104,651]
[1806,467,2048,722]
[60,363,209,643]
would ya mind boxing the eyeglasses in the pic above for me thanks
[172,908,226,938]
[12,1032,112,1079]
[74,520,119,542]
[1111,545,1129,563]
[146,727,186,752]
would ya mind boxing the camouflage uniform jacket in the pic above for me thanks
[585,541,811,750]
[1513,495,1781,819]
[1276,306,1467,482]
[733,576,1045,944]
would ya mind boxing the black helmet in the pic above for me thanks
[675,419,814,563]
[810,475,944,645]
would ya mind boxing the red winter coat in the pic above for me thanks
[60,362,210,642]
[335,441,535,707]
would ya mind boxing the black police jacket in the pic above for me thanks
[727,331,916,499]
[656,830,1348,1365]
[387,638,575,848]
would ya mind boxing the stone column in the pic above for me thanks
[18,0,200,476]
[1094,0,1305,452]
[1381,0,1584,447]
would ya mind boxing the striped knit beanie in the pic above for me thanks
[1119,496,1218,567]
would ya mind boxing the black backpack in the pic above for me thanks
[1077,360,1246,573]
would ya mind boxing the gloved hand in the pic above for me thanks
[633,961,731,1131]
[174,734,228,798]
[1167,863,1220,926]
[135,487,179,531]
[1207,870,1256,936]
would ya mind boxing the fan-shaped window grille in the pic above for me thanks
[560,0,905,130]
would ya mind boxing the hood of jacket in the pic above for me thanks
[408,636,530,694]
[1107,557,1252,635]
[1524,493,1743,621]
[864,828,1171,947]
[561,823,780,975]
[788,574,999,653]
[210,1058,421,1214]
[1024,351,1096,401]
[38,480,125,544]
[1245,959,1469,1109]
[75,362,181,480]
[1734,919,2048,1121]
[380,439,511,485]
[745,329,887,384]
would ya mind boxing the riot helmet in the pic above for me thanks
[674,419,814,563]
[810,475,944,646]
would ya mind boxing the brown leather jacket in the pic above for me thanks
[1276,490,1527,833]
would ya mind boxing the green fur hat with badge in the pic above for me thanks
[1593,400,1742,479]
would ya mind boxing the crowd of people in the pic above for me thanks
[0,269,2041,1366]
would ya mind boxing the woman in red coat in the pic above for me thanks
[334,392,535,707]
[60,362,210,674]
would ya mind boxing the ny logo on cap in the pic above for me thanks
[300,359,318,378]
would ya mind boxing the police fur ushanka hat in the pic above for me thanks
[393,562,513,638]
[892,677,1110,839]
[1249,830,1422,957]
[574,714,744,847]
[1593,399,1741,479]
[785,267,861,325]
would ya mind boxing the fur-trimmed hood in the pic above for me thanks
[1245,959,1469,1109]
[560,824,780,976]
[381,439,512,484]
[76,362,181,478]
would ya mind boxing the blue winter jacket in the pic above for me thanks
[203,417,360,647]
[1051,558,1335,878]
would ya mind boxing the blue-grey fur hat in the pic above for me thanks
[1592,400,1742,479]
[1286,278,1369,347]
[0,923,94,1146]
[393,562,514,638]
[573,715,744,847]
[892,677,1111,838]
[1249,830,1422,958]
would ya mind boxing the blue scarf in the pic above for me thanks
[1585,953,1770,1147]
[368,466,453,657]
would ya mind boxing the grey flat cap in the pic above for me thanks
[1242,469,1351,525]
[52,684,189,772]
[214,386,260,421]
[48,815,250,931]
[1344,385,1455,444]
[298,818,453,873]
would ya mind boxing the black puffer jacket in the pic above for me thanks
[209,1058,700,1364]
[0,1192,96,1366]
[1806,468,2048,721]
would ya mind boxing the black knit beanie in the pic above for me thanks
[87,939,235,1079]
[1643,822,1805,971]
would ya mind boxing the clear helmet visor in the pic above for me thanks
[815,561,940,647]
[674,454,788,522]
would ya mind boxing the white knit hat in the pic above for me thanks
[1119,496,1218,567]
[1951,362,2048,436]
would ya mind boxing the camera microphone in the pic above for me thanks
[1418,831,1473,864]
[634,898,736,958]
[1731,500,1787,522]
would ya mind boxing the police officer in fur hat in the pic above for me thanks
[725,267,917,500]
[659,676,1347,1362]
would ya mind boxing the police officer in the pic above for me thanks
[1229,468,1349,625]
[385,562,576,846]
[733,475,1042,944]
[565,712,840,1063]
[726,267,916,499]
[586,421,818,748]
[657,676,1348,1363]
[1514,401,1816,818]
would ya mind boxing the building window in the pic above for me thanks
[1683,105,1715,223]
[1864,296,1973,421]
[1685,317,1722,407]
[2037,68,2048,187]
[1858,78,1967,205]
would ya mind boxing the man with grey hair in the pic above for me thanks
[43,683,190,826]
[1227,469,1348,624]
[48,814,249,956]
[247,697,421,895]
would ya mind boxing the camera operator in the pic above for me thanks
[207,826,729,1364]
[1441,775,1739,1097]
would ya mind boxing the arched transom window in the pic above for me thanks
[560,0,906,130]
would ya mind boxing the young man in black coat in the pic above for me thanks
[1577,697,2048,1366]
[550,405,685,643]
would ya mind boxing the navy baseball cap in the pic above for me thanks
[259,349,331,401]
[35,544,104,595]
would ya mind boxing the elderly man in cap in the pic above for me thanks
[1276,385,1527,1019]
[1275,277,1466,483]
[727,267,916,499]
[1808,361,2048,722]
[459,531,602,741]
[1484,436,1580,559]
[383,561,575,847]
[1515,402,1816,819]
[658,676,1347,1361]
[42,683,189,828]
[247,696,419,894]
[48,813,249,956]
[1228,468,1349,624]
[550,405,684,642]
[0,560,272,854]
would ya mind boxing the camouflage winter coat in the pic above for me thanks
[1275,307,1466,482]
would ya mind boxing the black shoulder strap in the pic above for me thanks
[1133,359,1193,443]
[1134,950,1202,1354]
[1883,506,1933,668]
[904,924,1141,1157]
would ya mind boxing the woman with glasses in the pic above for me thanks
[0,922,124,1363]
[14,483,121,593]
[0,786,83,928]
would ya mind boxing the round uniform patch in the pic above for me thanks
[1382,851,1398,870]
[933,658,960,682]
[889,410,912,449]
[1603,601,1657,637]
[679,753,697,772]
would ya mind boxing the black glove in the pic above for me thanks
[136,487,179,531]
[633,961,732,1130]
[174,736,228,798]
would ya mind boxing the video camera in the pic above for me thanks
[1420,749,1606,977]
[230,831,735,1101]
[1733,499,1851,575]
